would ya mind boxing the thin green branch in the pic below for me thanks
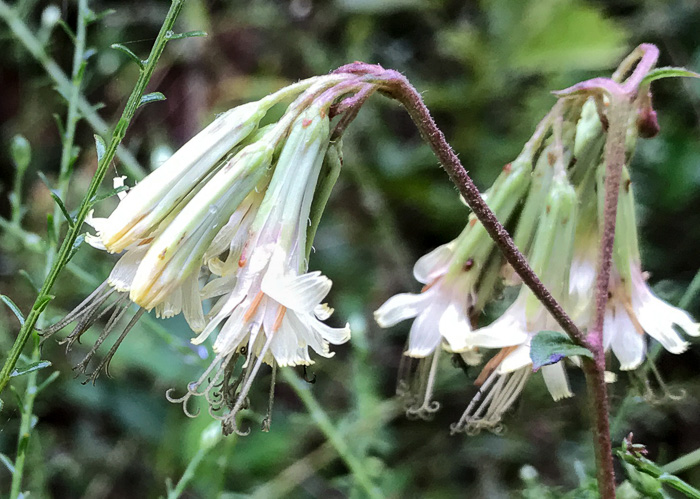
[9,2,89,494]
[0,0,187,396]
[0,0,145,179]
[281,368,384,499]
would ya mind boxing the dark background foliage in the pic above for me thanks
[1,0,699,497]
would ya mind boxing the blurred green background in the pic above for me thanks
[1,0,700,497]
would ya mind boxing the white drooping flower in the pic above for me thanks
[374,151,533,357]
[41,80,327,380]
[453,168,577,434]
[169,93,353,435]
[598,166,699,369]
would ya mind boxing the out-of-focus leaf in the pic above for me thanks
[138,92,167,108]
[110,43,144,69]
[10,360,52,378]
[1,294,25,325]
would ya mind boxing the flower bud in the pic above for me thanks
[100,101,271,253]
[129,141,274,310]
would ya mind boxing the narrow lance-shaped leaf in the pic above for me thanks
[0,452,14,474]
[10,360,52,378]
[166,30,208,40]
[641,67,700,86]
[1,295,25,326]
[90,185,129,205]
[110,43,144,69]
[138,92,167,108]
[94,134,106,163]
[38,171,75,227]
[530,330,593,371]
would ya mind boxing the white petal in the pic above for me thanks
[413,242,454,284]
[438,298,471,352]
[108,245,148,292]
[286,311,333,359]
[262,270,331,312]
[467,309,529,349]
[314,303,334,320]
[610,310,646,370]
[182,271,205,333]
[498,344,532,373]
[201,275,237,299]
[541,363,573,401]
[602,308,615,350]
[405,303,443,357]
[308,314,351,345]
[113,176,128,200]
[374,291,432,328]
[85,234,107,250]
[269,322,305,367]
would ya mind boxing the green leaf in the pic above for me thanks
[32,295,54,314]
[110,43,144,69]
[67,234,85,262]
[529,331,593,371]
[1,294,25,326]
[90,185,129,205]
[38,172,75,227]
[641,67,700,86]
[94,134,107,163]
[10,135,31,173]
[10,360,52,378]
[165,30,208,40]
[138,92,167,108]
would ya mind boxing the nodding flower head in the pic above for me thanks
[453,169,578,435]
[166,85,362,436]
[41,75,361,389]
[373,148,533,419]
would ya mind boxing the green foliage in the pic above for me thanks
[530,331,593,371]
[0,0,699,497]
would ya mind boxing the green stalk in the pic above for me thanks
[0,0,188,396]
[281,368,383,499]
[9,3,89,495]
[0,0,145,178]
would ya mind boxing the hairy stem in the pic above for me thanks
[0,0,186,396]
[339,63,587,346]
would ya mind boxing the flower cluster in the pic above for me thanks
[375,54,699,433]
[43,74,375,434]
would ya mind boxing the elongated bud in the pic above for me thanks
[252,101,332,263]
[445,150,533,278]
[611,166,641,284]
[306,139,343,260]
[130,141,274,309]
[524,171,578,317]
[100,101,271,253]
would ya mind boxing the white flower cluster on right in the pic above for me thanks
[375,92,699,434]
